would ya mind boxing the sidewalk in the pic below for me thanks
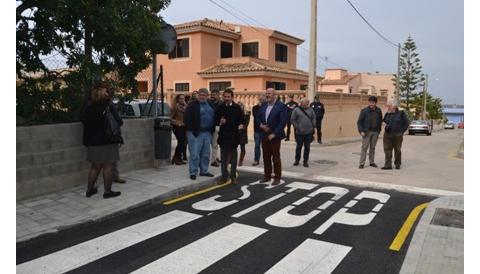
[16,165,220,243]
[400,195,464,274]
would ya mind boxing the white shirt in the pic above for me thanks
[265,102,275,121]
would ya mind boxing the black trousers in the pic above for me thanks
[315,119,323,141]
[295,133,313,162]
[221,145,238,180]
[172,125,187,159]
[383,132,403,167]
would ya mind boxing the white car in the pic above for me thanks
[444,122,455,129]
[115,99,171,118]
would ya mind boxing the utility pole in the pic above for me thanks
[307,0,317,102]
[396,43,401,103]
[422,74,428,120]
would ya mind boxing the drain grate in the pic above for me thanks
[430,208,464,229]
[313,160,338,166]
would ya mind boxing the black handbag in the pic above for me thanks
[104,105,123,144]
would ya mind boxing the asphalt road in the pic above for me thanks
[17,172,434,274]
[242,128,464,192]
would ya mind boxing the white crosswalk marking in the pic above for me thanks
[265,239,352,274]
[131,223,267,274]
[17,210,202,274]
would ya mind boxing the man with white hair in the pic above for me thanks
[184,88,216,180]
[290,97,316,167]
[382,99,409,169]
[256,88,289,185]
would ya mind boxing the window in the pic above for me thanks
[336,89,343,93]
[242,42,259,58]
[349,87,353,94]
[300,84,308,90]
[209,81,231,91]
[168,38,189,59]
[275,43,288,62]
[380,89,388,96]
[360,89,369,95]
[266,81,286,90]
[175,83,190,92]
[220,41,233,58]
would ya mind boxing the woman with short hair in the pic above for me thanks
[171,94,187,165]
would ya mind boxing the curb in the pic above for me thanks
[16,175,222,245]
[237,166,463,197]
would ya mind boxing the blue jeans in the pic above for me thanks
[254,132,261,162]
[187,131,212,176]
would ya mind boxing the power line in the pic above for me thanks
[344,0,398,48]
[206,0,336,71]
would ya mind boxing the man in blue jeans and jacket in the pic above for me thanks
[184,88,215,180]
[256,88,289,185]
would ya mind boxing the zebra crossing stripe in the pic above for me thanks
[265,239,352,274]
[16,210,202,274]
[131,223,267,274]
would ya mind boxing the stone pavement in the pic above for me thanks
[16,165,220,243]
[400,195,464,274]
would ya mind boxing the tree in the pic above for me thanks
[393,36,425,111]
[409,92,444,120]
[16,0,171,125]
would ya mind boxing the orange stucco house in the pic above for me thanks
[136,18,321,94]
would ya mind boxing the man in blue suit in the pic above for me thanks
[256,88,289,185]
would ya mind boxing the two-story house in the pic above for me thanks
[136,18,319,94]
[319,68,396,100]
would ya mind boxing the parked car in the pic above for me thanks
[408,120,432,136]
[115,99,171,118]
[444,122,455,129]
[458,121,464,129]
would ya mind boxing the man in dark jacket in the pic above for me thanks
[214,88,245,184]
[184,88,215,180]
[285,95,298,141]
[256,88,289,185]
[357,96,383,169]
[208,89,222,167]
[310,95,325,144]
[251,94,266,166]
[382,100,409,170]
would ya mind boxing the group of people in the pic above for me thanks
[80,81,409,198]
[357,96,409,170]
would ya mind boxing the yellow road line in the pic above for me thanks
[389,202,429,251]
[163,179,231,205]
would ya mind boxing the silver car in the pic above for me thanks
[444,122,455,129]
[115,99,171,118]
[408,120,432,136]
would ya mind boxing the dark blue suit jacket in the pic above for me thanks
[256,100,288,140]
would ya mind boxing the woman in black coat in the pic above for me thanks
[81,82,123,199]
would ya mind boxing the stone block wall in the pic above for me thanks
[17,118,155,200]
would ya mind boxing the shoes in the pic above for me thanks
[200,172,215,177]
[359,164,364,169]
[293,160,299,166]
[172,157,183,165]
[252,161,259,166]
[272,179,281,185]
[381,166,393,170]
[260,177,271,183]
[103,191,121,199]
[181,160,187,165]
[238,161,243,167]
[395,165,401,169]
[303,162,309,167]
[211,162,220,167]
[318,141,322,144]
[231,178,238,185]
[190,175,197,180]
[370,163,378,168]
[113,178,126,184]
[86,187,98,198]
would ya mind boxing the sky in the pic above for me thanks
[161,0,464,105]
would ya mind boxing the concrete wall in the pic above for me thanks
[17,118,155,200]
